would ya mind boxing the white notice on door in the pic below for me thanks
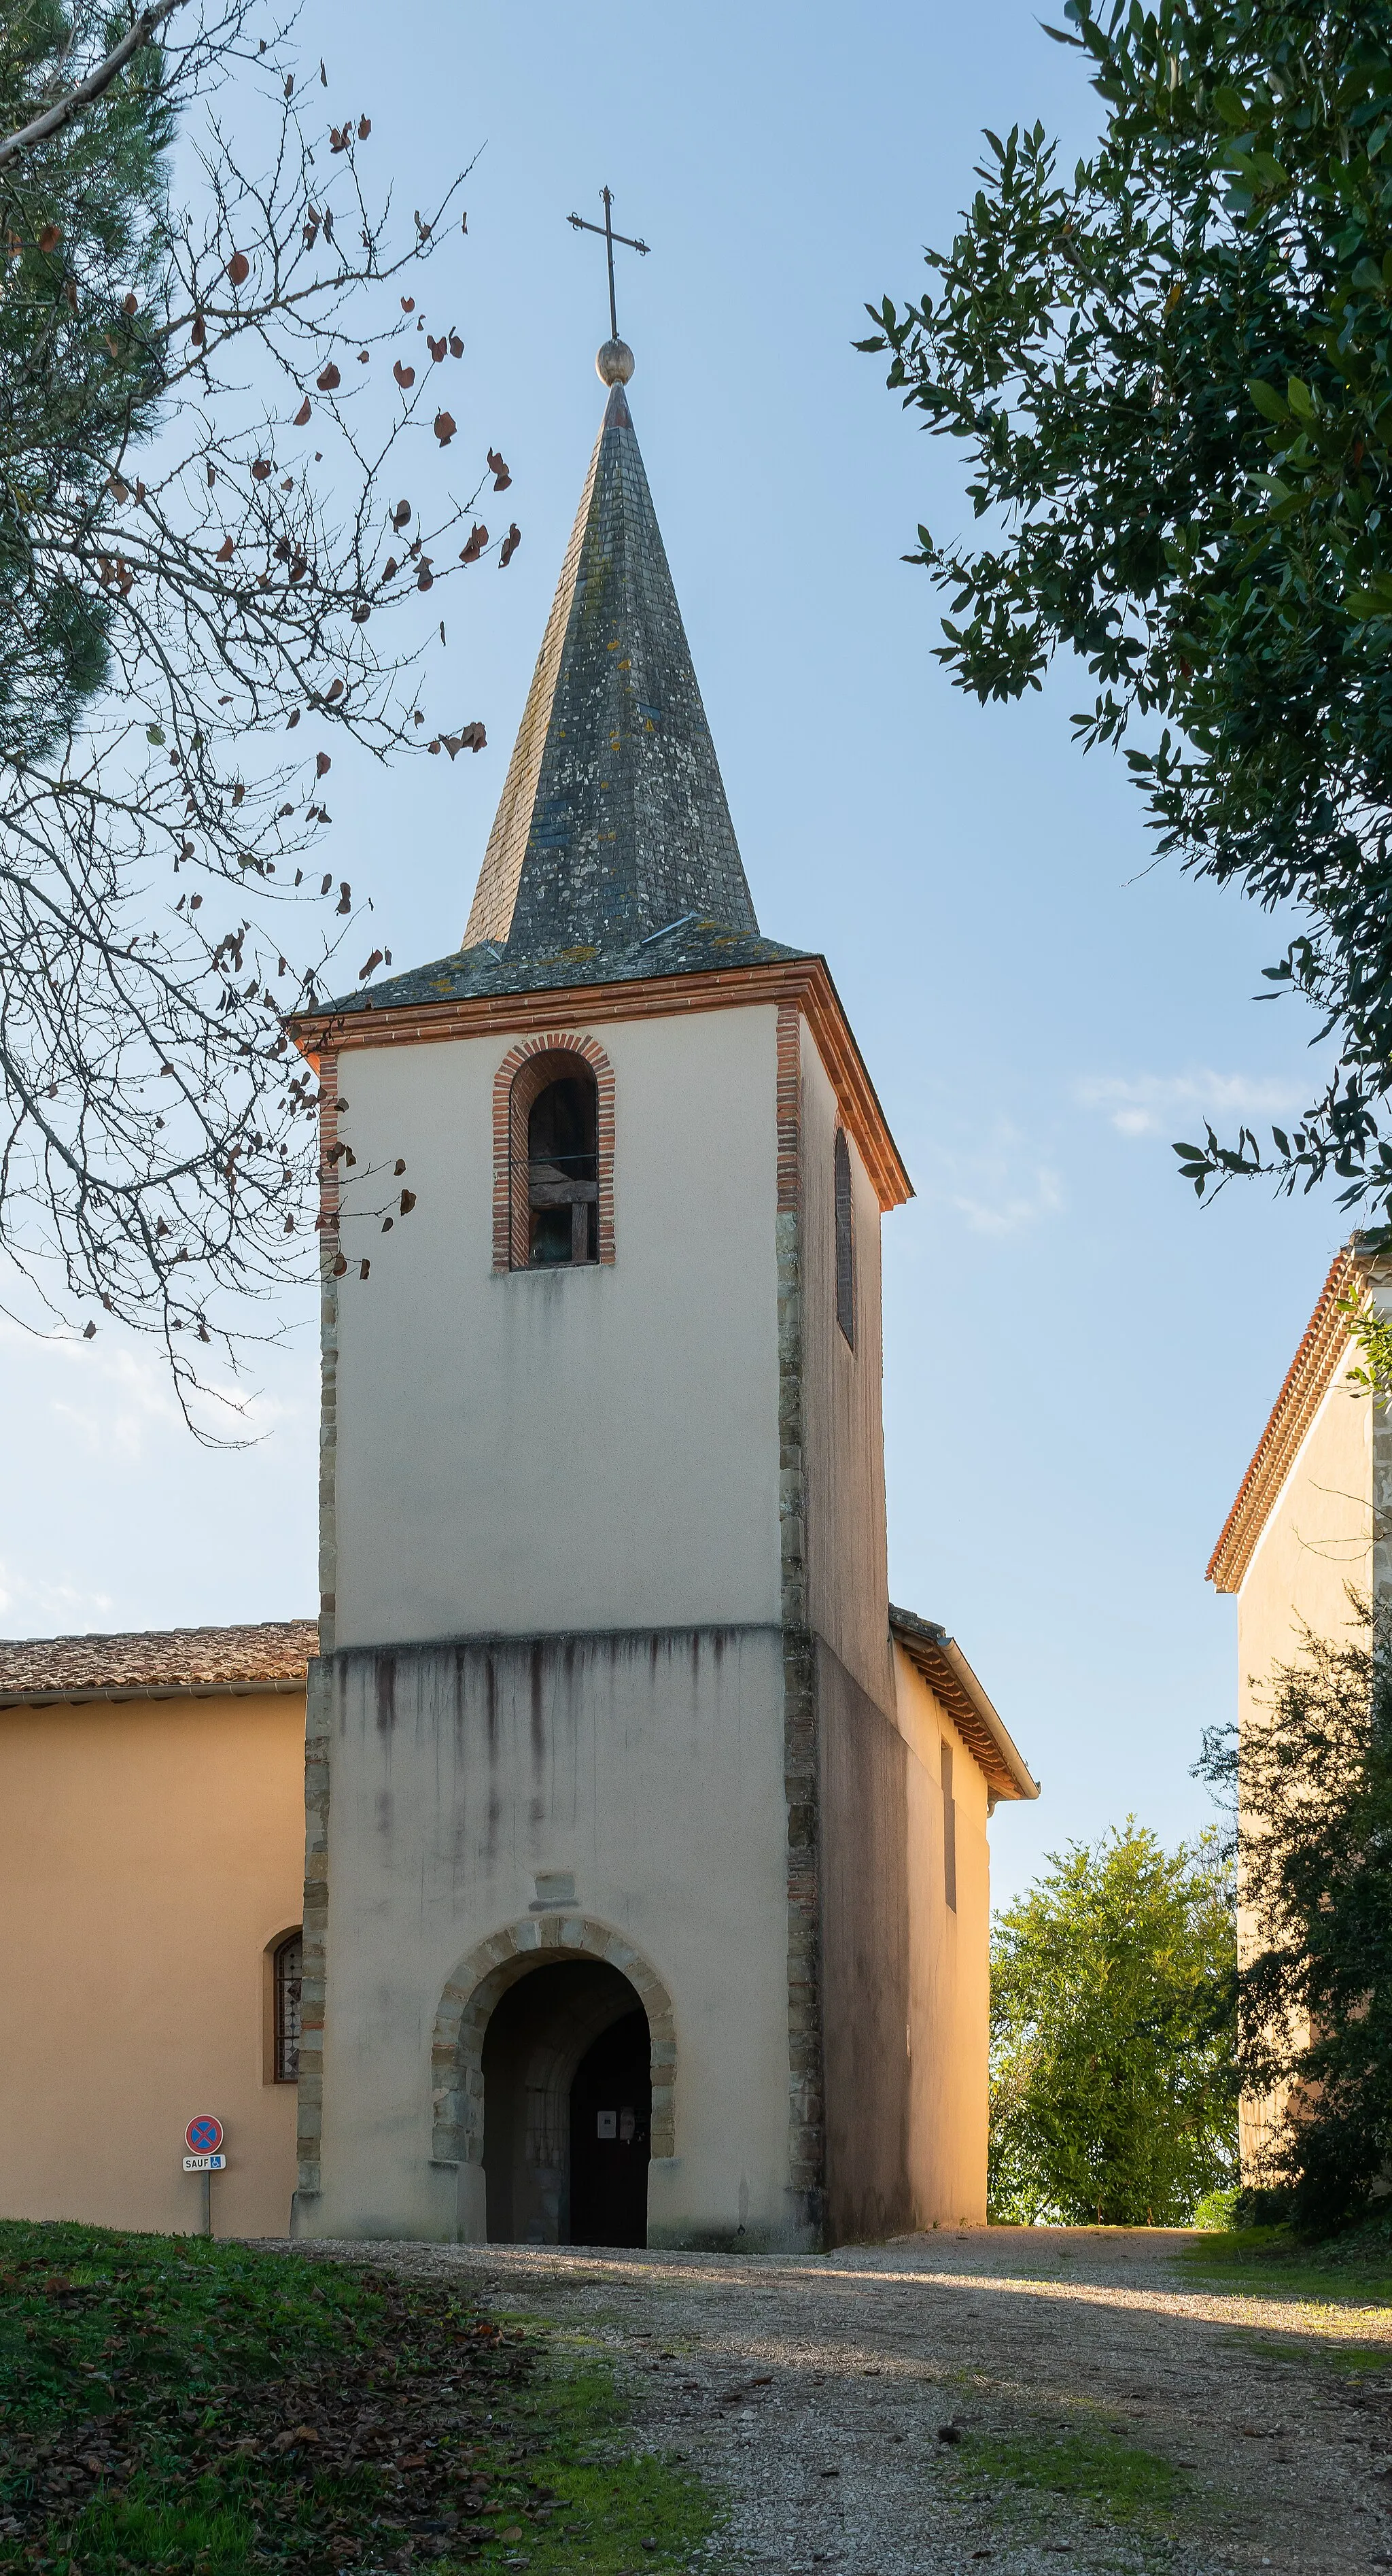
[596,2110,616,2140]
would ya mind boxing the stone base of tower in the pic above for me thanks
[290,1617,1002,2252]
[292,1628,821,2254]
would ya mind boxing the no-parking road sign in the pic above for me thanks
[186,2115,224,2156]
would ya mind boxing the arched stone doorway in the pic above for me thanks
[430,1917,676,2246]
[481,1959,650,2245]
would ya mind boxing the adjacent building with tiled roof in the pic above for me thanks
[0,1619,316,1706]
[1206,1238,1389,2184]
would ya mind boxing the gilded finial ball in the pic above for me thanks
[596,337,635,386]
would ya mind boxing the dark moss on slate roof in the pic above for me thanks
[327,918,813,1016]
[320,367,807,1020]
[462,379,759,961]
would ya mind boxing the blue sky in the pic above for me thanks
[0,0,1348,1908]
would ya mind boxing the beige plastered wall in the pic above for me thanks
[0,1688,304,2237]
[1234,1354,1372,1740]
[796,1017,988,2227]
[328,1002,784,1647]
[798,1020,895,1714]
[312,998,799,2244]
[894,1647,991,2225]
[1232,1351,1372,2178]
[818,1641,990,2238]
[312,1629,795,2247]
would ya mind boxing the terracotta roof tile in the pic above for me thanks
[1206,1247,1360,1594]
[0,1619,317,1705]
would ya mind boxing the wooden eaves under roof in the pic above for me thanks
[889,1604,1039,1803]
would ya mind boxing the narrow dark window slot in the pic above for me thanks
[275,1930,302,2082]
[835,1127,856,1349]
[941,1744,957,1914]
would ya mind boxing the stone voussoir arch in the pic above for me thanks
[430,1914,675,2167]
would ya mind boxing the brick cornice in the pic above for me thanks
[1206,1244,1362,1595]
[290,956,913,1216]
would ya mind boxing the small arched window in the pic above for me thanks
[527,1069,598,1265]
[274,1931,302,2082]
[494,1035,616,1272]
[834,1128,856,1350]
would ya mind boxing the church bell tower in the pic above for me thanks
[287,320,956,2252]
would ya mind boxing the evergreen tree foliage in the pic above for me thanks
[989,1823,1238,2225]
[1,1,172,761]
[1198,1604,1392,2231]
[860,1,1392,1227]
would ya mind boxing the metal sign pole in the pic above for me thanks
[184,2117,225,2240]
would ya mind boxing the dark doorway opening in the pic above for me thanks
[481,1960,650,2246]
[569,2008,652,2249]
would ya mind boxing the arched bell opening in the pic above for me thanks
[480,1958,650,2246]
[526,1068,599,1267]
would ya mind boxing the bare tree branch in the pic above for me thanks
[0,0,191,172]
[0,5,512,1432]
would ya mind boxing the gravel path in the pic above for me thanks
[279,2230,1392,2576]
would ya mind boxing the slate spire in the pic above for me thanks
[464,364,758,957]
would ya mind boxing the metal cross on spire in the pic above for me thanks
[566,186,650,344]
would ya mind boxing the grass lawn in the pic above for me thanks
[943,2422,1196,2541]
[0,2222,713,2576]
[1178,2222,1392,2311]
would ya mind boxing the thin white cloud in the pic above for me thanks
[1075,1071,1301,1140]
[952,1165,1066,1237]
[905,1113,1068,1239]
[0,1305,307,1460]
[0,1562,115,1633]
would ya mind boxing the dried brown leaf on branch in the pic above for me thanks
[500,523,521,566]
[0,0,504,1424]
[487,445,510,491]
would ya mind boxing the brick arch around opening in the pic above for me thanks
[491,1031,616,1272]
[430,1917,676,2166]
